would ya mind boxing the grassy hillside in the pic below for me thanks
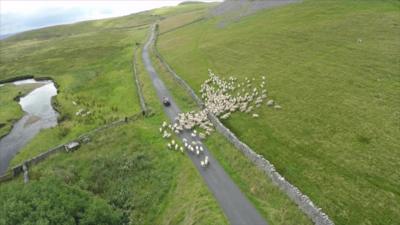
[157,1,400,225]
[0,3,230,225]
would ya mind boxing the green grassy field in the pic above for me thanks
[157,1,400,225]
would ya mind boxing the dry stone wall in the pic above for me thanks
[132,46,149,116]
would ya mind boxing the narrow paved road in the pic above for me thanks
[142,24,268,225]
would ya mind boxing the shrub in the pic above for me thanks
[0,179,122,225]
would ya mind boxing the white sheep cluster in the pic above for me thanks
[160,122,210,167]
[200,69,279,119]
[159,70,281,168]
[171,111,214,137]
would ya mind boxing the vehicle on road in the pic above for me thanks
[163,97,170,106]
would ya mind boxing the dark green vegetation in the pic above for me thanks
[0,118,228,225]
[0,179,122,225]
[157,1,400,225]
[0,83,43,137]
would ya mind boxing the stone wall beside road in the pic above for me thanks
[132,45,149,116]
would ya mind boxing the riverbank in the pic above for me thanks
[0,83,43,138]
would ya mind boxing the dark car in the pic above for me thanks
[163,97,171,106]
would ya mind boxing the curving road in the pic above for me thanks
[142,24,268,225]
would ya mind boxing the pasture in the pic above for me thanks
[157,0,400,224]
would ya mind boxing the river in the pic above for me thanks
[0,79,58,175]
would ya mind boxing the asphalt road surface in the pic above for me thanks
[142,25,268,225]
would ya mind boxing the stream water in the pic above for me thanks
[0,79,58,175]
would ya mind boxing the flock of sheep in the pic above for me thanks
[160,70,280,168]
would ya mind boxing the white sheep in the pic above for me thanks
[204,156,209,166]
[267,99,274,106]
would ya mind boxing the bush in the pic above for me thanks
[0,179,122,225]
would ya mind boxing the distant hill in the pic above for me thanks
[179,1,204,5]
[0,33,16,40]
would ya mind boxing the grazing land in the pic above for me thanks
[0,1,398,225]
[157,0,400,225]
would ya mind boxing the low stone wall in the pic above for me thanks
[0,172,13,182]
[27,145,65,167]
[76,115,139,141]
[0,113,143,184]
[132,45,149,116]
[0,144,66,183]
[152,24,334,225]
